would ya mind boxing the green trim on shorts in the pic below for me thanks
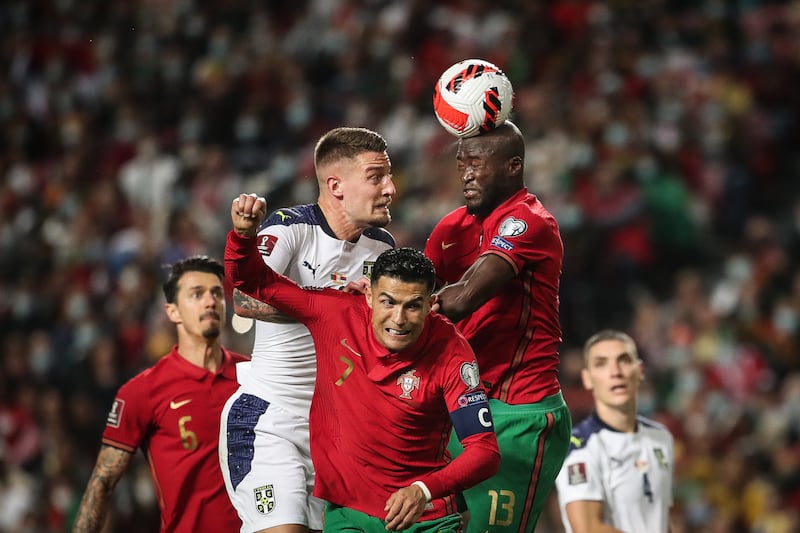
[448,391,572,533]
[324,503,462,532]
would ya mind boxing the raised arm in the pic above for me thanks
[229,194,299,323]
[434,253,515,323]
[231,193,267,237]
[73,445,133,532]
[233,289,296,324]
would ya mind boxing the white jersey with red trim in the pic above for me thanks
[241,203,394,418]
[555,412,674,533]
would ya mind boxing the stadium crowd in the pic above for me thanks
[1,0,799,531]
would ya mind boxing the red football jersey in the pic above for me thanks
[226,231,500,521]
[424,188,563,404]
[102,347,247,533]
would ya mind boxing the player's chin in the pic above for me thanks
[202,326,222,339]
[383,329,421,351]
[371,210,391,226]
[464,198,482,215]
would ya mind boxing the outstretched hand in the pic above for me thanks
[231,193,267,237]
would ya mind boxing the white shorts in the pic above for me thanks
[219,388,325,532]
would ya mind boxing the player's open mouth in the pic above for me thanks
[386,328,409,336]
[463,189,478,199]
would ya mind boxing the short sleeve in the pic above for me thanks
[483,207,560,274]
[101,376,150,453]
[256,221,299,274]
[555,446,606,506]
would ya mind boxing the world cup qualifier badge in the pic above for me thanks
[254,485,275,514]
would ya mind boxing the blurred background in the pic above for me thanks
[1,0,799,531]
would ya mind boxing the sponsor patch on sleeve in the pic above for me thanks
[568,462,588,485]
[457,391,487,408]
[490,235,513,251]
[106,398,124,428]
[258,235,278,257]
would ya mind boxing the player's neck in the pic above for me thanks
[318,199,364,242]
[596,403,637,433]
[177,337,224,373]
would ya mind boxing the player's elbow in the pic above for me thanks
[436,293,478,323]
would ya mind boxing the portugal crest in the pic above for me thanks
[254,484,275,514]
[397,369,420,399]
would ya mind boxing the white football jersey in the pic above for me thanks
[242,204,394,417]
[555,413,674,533]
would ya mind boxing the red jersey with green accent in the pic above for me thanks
[424,188,563,404]
[225,231,500,521]
[102,347,247,533]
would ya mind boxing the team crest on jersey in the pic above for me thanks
[362,261,375,279]
[106,399,124,428]
[397,369,420,399]
[567,462,587,485]
[459,362,480,390]
[498,217,527,237]
[254,485,275,514]
[258,235,279,257]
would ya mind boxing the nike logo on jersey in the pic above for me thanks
[169,399,192,409]
[441,241,456,250]
[340,338,363,357]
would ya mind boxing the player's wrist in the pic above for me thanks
[411,481,431,503]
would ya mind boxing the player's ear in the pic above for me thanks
[326,174,344,198]
[581,368,593,391]
[165,302,181,324]
[508,155,523,177]
[364,284,373,309]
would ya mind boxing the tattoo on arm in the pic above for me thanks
[73,445,133,533]
[233,288,296,323]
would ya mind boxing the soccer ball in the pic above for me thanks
[433,59,514,138]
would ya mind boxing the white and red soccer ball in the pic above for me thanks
[433,59,514,138]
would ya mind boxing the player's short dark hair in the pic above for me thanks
[162,255,224,303]
[371,248,436,293]
[314,127,387,168]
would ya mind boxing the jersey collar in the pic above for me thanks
[168,345,238,381]
[478,187,530,224]
[591,411,639,433]
[313,203,339,240]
